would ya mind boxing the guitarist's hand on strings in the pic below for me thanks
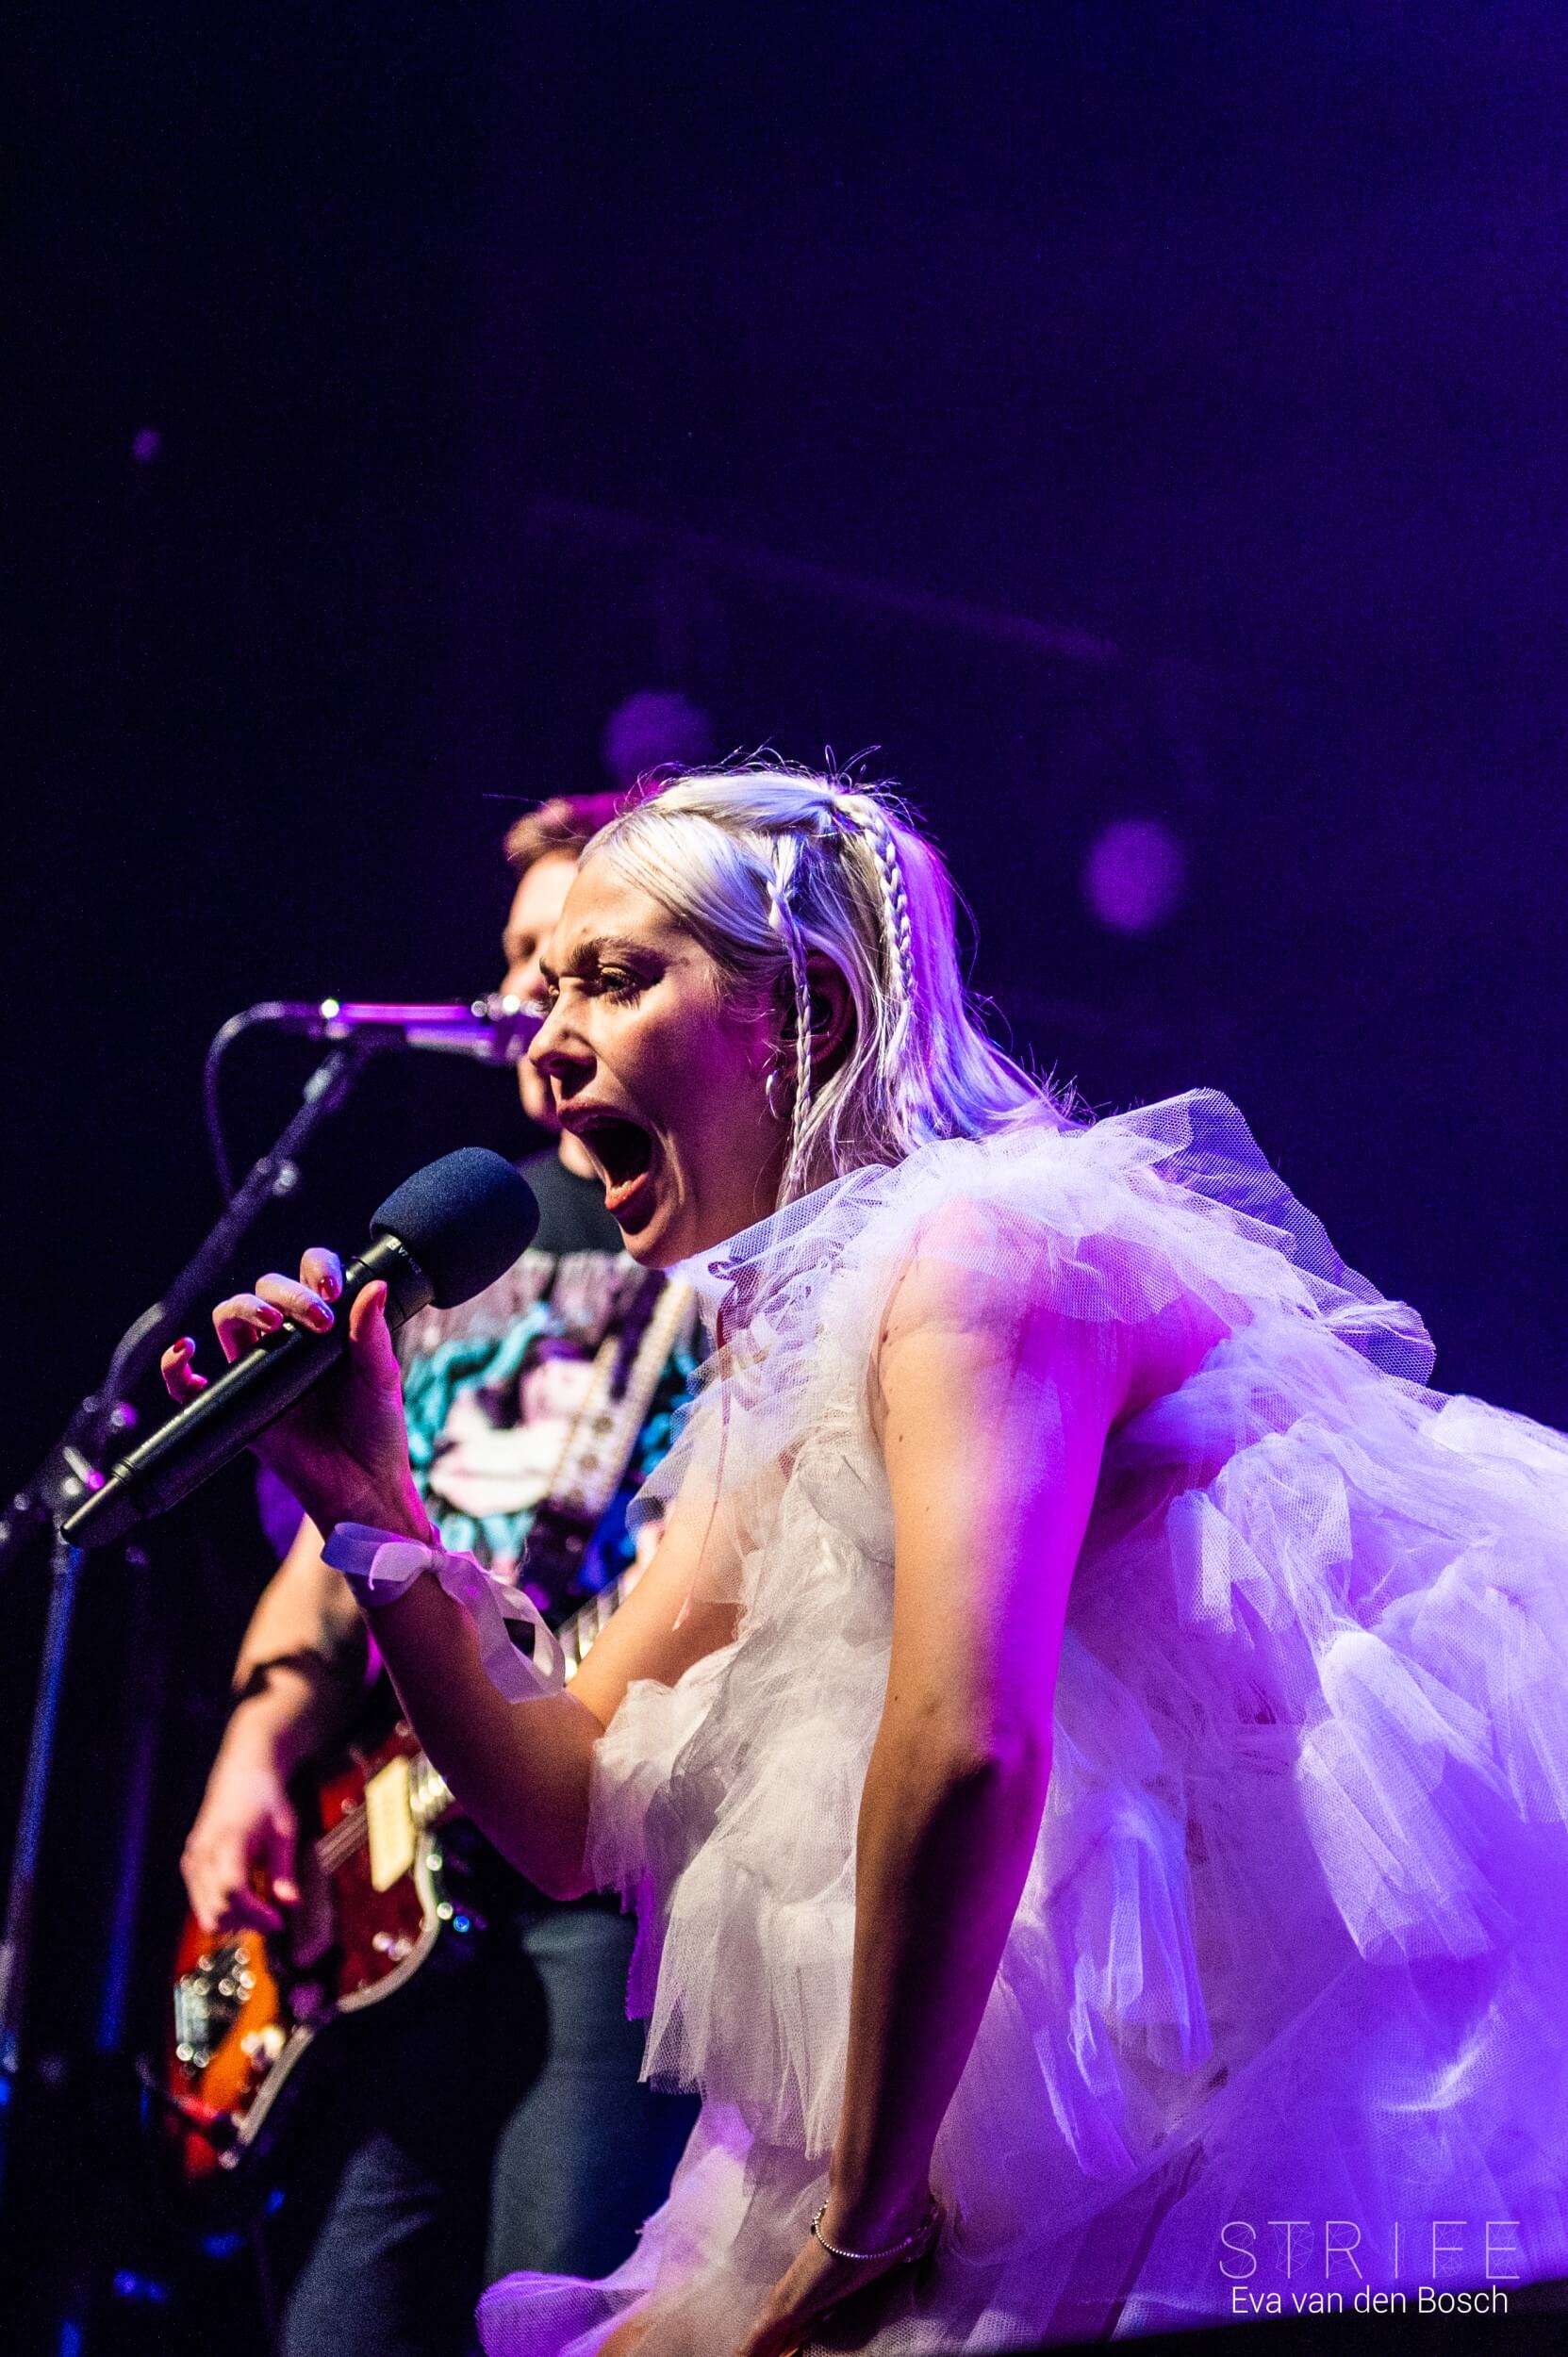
[182,1739,300,1937]
[161,1250,429,1544]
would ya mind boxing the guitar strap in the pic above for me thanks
[520,1270,698,1607]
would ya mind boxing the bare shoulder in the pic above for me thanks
[876,1190,1063,1348]
[873,1185,1227,1438]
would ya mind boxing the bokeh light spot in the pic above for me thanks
[1082,817,1188,934]
[131,427,162,464]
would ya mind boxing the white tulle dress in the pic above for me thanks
[478,1093,1568,2352]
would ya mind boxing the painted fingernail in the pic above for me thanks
[171,1337,192,1358]
[309,1302,334,1329]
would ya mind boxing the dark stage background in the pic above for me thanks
[7,5,1568,2349]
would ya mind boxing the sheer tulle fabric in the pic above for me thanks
[480,1094,1568,2352]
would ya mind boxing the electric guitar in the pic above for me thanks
[157,1568,635,2189]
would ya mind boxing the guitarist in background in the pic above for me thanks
[179,785,702,2357]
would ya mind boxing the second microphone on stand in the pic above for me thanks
[238,997,543,1065]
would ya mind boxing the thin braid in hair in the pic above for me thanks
[835,791,916,1036]
[765,836,816,1189]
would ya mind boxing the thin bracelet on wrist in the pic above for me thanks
[809,2196,940,2266]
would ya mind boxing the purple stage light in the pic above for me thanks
[131,427,162,464]
[1082,817,1188,934]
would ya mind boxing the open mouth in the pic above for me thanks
[573,1113,656,1211]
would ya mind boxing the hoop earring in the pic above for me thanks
[764,1061,790,1124]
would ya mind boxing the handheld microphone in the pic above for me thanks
[238,997,542,1065]
[62,1148,539,1552]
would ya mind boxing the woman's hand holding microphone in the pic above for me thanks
[160,1250,429,1546]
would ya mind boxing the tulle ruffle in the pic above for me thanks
[482,1095,1568,2351]
[625,1094,1435,1611]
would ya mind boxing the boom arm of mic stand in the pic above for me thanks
[0,1044,374,1581]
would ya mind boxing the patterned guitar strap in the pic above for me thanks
[520,1269,697,1638]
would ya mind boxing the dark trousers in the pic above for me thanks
[269,1892,695,2357]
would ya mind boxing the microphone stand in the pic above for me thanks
[0,1043,376,2237]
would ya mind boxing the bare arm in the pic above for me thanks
[183,1513,367,1933]
[168,1256,737,1905]
[228,1512,367,1767]
[736,1228,1139,2356]
[825,1262,1127,2243]
[364,1474,737,1899]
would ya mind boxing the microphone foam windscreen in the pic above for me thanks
[371,1147,540,1308]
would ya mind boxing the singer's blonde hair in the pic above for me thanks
[586,763,1067,1201]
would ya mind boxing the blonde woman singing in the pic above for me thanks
[168,768,1568,2351]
